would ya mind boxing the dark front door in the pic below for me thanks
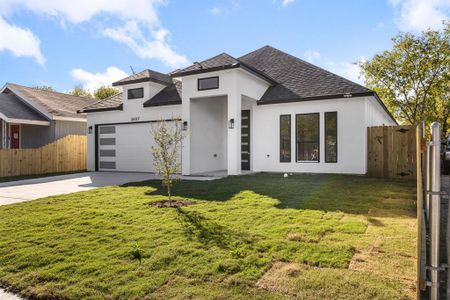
[10,125,20,149]
[241,110,250,170]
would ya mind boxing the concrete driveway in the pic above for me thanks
[0,172,159,205]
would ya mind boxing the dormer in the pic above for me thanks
[112,69,173,111]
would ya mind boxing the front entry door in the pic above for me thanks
[10,125,20,149]
[241,110,250,170]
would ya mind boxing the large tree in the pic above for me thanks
[69,86,93,98]
[360,22,449,135]
[94,86,120,100]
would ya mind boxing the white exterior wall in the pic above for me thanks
[365,96,396,127]
[179,68,270,175]
[86,81,181,171]
[252,97,370,174]
[190,97,227,174]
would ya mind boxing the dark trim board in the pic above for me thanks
[94,118,181,171]
[258,91,397,125]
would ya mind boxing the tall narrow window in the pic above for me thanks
[325,112,337,163]
[296,113,320,162]
[280,115,291,162]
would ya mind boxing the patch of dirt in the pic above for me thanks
[256,262,305,295]
[153,200,195,208]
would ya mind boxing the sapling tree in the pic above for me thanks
[150,119,183,200]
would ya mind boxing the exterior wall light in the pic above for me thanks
[182,121,188,131]
[228,118,235,129]
[88,126,93,134]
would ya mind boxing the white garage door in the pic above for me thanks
[97,123,158,172]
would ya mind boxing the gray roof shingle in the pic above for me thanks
[5,83,97,119]
[143,80,181,107]
[112,69,173,86]
[238,46,371,102]
[78,92,123,113]
[0,93,48,121]
[173,53,240,76]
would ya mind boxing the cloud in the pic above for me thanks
[0,0,188,66]
[324,58,367,85]
[282,0,295,7]
[102,21,189,68]
[389,0,450,32]
[0,16,45,64]
[304,50,321,62]
[71,66,128,91]
[209,7,225,17]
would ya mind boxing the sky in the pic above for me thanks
[0,0,448,92]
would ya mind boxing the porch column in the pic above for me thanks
[181,96,191,175]
[227,92,241,175]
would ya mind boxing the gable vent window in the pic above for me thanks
[198,77,219,91]
[128,88,144,99]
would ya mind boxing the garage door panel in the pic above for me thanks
[98,122,181,173]
[115,123,154,172]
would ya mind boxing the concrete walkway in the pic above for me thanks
[0,172,159,205]
[0,172,221,206]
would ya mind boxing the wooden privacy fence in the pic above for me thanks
[0,135,86,177]
[367,125,417,179]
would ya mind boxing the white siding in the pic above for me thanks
[252,97,369,174]
[86,81,181,171]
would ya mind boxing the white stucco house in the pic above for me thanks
[79,46,396,176]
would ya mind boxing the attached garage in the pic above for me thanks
[97,122,157,172]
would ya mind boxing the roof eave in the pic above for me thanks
[170,64,241,77]
[112,77,171,87]
[143,101,181,108]
[79,104,123,114]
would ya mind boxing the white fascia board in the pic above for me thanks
[0,112,50,126]
[53,116,87,122]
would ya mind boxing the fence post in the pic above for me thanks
[429,122,441,300]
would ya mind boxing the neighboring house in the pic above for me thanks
[0,83,97,149]
[80,46,396,176]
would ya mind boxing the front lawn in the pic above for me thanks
[0,173,416,299]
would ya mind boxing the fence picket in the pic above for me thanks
[0,135,87,177]
[367,125,417,179]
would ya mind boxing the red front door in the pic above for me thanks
[10,125,20,149]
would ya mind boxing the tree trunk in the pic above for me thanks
[167,184,171,201]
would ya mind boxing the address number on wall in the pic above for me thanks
[131,117,140,121]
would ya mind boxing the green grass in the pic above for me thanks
[0,173,416,299]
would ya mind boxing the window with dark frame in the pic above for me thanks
[325,112,338,163]
[127,88,144,99]
[280,115,291,162]
[198,76,219,91]
[296,113,320,162]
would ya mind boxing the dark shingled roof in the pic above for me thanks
[112,69,173,87]
[5,83,97,119]
[173,53,240,76]
[78,92,123,113]
[82,46,394,123]
[144,80,181,107]
[0,93,48,121]
[238,46,371,103]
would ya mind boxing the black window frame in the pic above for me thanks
[127,87,144,99]
[280,114,291,163]
[198,76,219,91]
[325,111,338,163]
[295,113,320,163]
